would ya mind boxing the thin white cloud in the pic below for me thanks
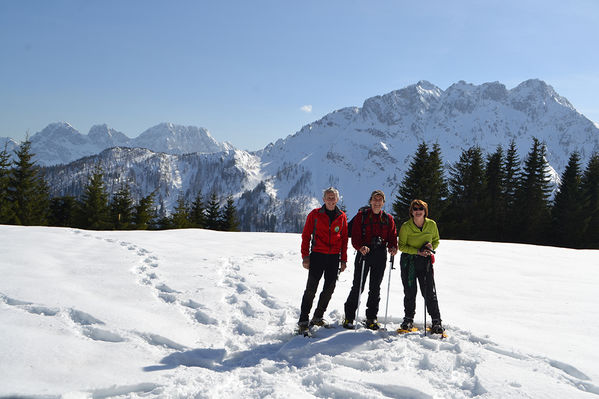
[300,105,312,113]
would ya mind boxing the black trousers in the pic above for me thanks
[400,252,441,321]
[344,248,387,320]
[298,252,340,323]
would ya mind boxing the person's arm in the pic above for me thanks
[300,211,315,261]
[350,213,362,251]
[340,213,348,263]
[398,223,417,255]
[430,220,440,250]
[387,214,398,255]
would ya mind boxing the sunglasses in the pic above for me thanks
[412,206,424,211]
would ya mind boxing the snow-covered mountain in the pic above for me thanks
[37,79,599,231]
[43,147,262,215]
[4,122,234,166]
[0,136,19,155]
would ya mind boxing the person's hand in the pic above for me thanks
[302,258,310,269]
[388,247,398,256]
[417,246,432,257]
[359,246,370,255]
[340,261,347,272]
[417,249,430,257]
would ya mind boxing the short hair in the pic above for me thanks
[323,187,340,201]
[369,190,386,203]
[409,199,429,218]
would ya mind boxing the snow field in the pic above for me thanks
[1,226,598,398]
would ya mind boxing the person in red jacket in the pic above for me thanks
[298,187,348,333]
[343,190,397,330]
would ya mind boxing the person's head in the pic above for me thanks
[369,190,385,214]
[323,187,340,210]
[409,199,428,218]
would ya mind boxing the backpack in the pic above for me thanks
[347,206,389,238]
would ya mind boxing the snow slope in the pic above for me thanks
[1,225,598,398]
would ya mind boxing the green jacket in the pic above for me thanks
[398,218,440,255]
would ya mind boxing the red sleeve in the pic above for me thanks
[341,213,348,262]
[301,210,315,259]
[351,212,363,251]
[387,213,398,249]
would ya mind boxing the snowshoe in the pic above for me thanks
[342,318,355,329]
[399,318,413,331]
[397,326,419,334]
[310,317,332,328]
[364,318,380,330]
[426,320,447,338]
[296,321,312,337]
[430,319,444,334]
[397,318,418,334]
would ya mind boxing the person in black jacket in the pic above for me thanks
[343,190,397,330]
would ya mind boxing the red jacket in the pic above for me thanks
[351,209,398,251]
[301,205,348,262]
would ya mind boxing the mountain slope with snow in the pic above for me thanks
[1,225,598,398]
[5,122,234,166]
[13,79,599,231]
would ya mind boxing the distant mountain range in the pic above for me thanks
[5,79,599,231]
[1,122,233,166]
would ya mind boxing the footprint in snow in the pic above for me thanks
[68,308,105,326]
[83,326,126,343]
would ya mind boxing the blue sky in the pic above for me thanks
[1,0,598,151]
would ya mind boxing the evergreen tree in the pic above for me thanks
[48,196,77,227]
[205,193,221,230]
[190,190,206,228]
[77,166,111,230]
[133,192,156,230]
[7,139,49,225]
[551,152,583,247]
[0,144,13,223]
[422,143,448,222]
[170,195,191,229]
[514,138,552,244]
[219,195,239,231]
[110,184,135,230]
[581,154,599,248]
[502,139,521,238]
[393,142,447,223]
[445,146,486,239]
[482,145,506,241]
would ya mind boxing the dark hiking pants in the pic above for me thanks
[344,248,387,321]
[400,252,441,321]
[299,252,340,323]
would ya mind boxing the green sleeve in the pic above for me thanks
[430,220,440,250]
[398,223,418,255]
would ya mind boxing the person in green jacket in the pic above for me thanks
[398,199,444,333]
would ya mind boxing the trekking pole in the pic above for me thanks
[383,255,395,330]
[423,256,431,336]
[354,254,367,330]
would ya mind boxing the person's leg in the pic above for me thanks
[313,254,340,319]
[400,253,417,322]
[365,250,387,320]
[344,253,369,321]
[298,252,325,323]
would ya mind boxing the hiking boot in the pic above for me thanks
[400,318,413,331]
[297,321,309,331]
[310,317,329,328]
[342,318,354,329]
[430,319,444,334]
[297,321,311,336]
[365,318,380,330]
